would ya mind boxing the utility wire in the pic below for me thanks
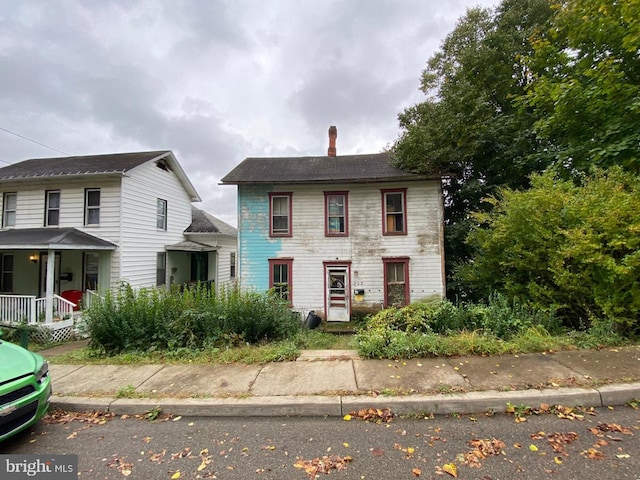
[0,126,70,163]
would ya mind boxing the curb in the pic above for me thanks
[50,382,640,417]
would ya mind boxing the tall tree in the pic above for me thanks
[392,0,554,299]
[522,0,640,173]
[459,168,640,334]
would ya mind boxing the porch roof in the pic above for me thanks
[0,228,117,250]
[165,240,217,252]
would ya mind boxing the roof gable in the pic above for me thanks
[0,150,201,201]
[0,151,169,179]
[221,152,439,185]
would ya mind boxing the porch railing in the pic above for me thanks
[0,295,36,324]
[83,289,103,310]
[35,295,76,324]
[1,294,76,325]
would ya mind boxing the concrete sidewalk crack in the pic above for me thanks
[248,364,265,393]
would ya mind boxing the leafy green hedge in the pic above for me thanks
[354,296,562,359]
[84,283,301,355]
[458,168,640,335]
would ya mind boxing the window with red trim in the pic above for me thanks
[382,189,407,235]
[324,192,348,236]
[269,258,293,304]
[269,193,292,237]
[383,258,409,307]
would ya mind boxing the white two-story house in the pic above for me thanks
[221,127,445,323]
[0,151,236,326]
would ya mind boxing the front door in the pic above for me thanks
[190,252,209,283]
[325,266,350,322]
[40,253,61,297]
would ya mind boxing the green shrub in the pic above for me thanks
[84,283,301,355]
[458,168,640,336]
[354,297,564,359]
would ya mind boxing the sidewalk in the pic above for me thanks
[42,344,640,418]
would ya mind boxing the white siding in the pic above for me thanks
[239,180,445,317]
[120,161,193,288]
[0,178,121,236]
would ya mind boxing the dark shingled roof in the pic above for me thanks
[0,228,117,249]
[185,207,237,236]
[220,152,438,185]
[0,151,171,180]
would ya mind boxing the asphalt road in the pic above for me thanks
[2,407,640,479]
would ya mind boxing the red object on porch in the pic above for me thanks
[61,290,82,311]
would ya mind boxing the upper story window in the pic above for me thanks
[325,192,348,236]
[157,198,168,230]
[269,192,292,237]
[45,190,60,226]
[382,189,407,235]
[2,192,16,227]
[84,188,100,225]
[269,258,292,304]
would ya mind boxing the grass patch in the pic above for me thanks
[116,384,139,399]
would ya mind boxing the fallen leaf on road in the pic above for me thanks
[442,463,457,477]
[370,448,385,457]
[294,455,353,478]
[412,467,421,476]
[590,423,633,436]
[348,407,394,423]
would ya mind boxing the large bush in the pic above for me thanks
[84,283,301,355]
[354,297,560,358]
[458,168,640,335]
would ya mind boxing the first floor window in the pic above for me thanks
[382,189,407,235]
[156,252,166,286]
[45,190,61,226]
[85,188,100,225]
[230,252,236,278]
[2,192,16,227]
[157,198,167,230]
[84,252,99,290]
[0,254,13,292]
[269,258,292,303]
[383,258,409,308]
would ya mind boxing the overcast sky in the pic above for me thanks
[0,0,499,226]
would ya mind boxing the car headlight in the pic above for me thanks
[35,360,49,384]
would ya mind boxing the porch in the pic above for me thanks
[0,227,116,341]
[0,293,77,343]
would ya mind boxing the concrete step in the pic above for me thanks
[296,350,359,361]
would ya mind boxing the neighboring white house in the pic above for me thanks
[0,151,236,325]
[221,127,445,322]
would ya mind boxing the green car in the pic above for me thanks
[0,335,52,442]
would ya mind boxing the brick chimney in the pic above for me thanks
[328,125,337,157]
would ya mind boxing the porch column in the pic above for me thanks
[45,249,55,323]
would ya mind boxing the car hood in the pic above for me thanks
[0,341,40,379]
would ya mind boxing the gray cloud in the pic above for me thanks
[0,0,500,225]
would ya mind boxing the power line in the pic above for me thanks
[0,126,70,159]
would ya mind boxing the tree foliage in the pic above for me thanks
[392,0,554,298]
[522,0,640,173]
[458,168,640,335]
